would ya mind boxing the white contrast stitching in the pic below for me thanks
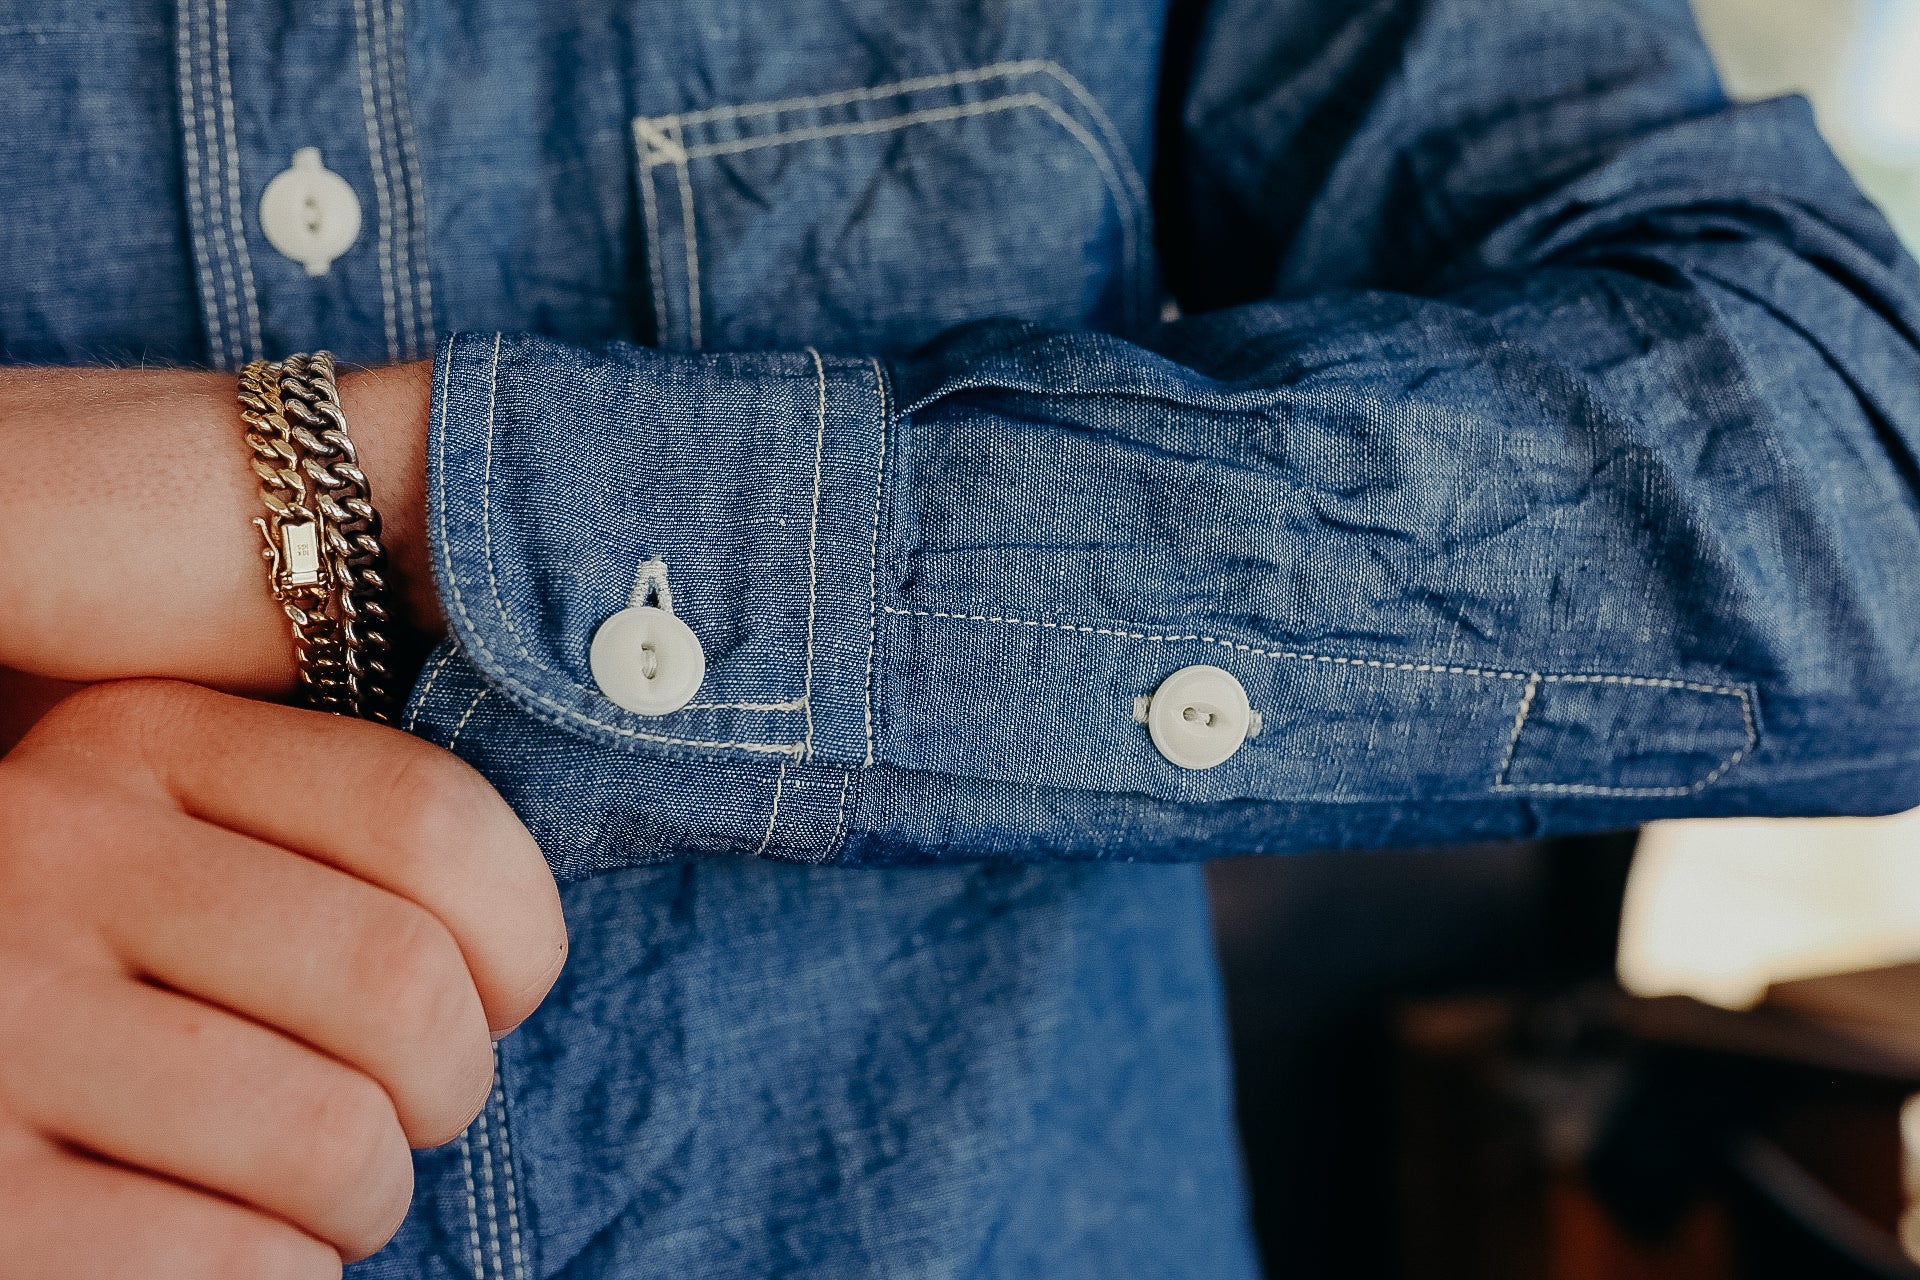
[446,688,488,751]
[459,1130,484,1280]
[675,94,1050,159]
[632,117,689,164]
[388,0,435,356]
[377,0,431,357]
[655,96,1138,323]
[863,357,889,767]
[802,348,827,759]
[884,605,1759,795]
[650,62,1049,127]
[494,1057,529,1280]
[656,59,1125,159]
[678,699,807,711]
[190,2,239,368]
[477,333,534,655]
[634,64,1149,327]
[371,0,415,353]
[476,1101,503,1280]
[821,768,853,863]
[210,0,260,359]
[672,122,702,350]
[175,4,225,367]
[882,606,1751,695]
[753,760,788,856]
[1493,677,1759,797]
[632,123,672,346]
[405,646,456,731]
[352,0,401,362]
[437,338,810,754]
[1493,674,1539,787]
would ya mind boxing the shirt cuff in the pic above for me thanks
[427,330,892,770]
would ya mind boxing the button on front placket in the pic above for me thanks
[259,148,362,276]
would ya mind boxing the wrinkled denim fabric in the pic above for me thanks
[6,0,1920,1273]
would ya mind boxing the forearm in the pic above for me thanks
[0,360,440,694]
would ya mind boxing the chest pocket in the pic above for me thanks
[632,60,1152,355]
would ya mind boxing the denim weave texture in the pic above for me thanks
[5,0,1920,1272]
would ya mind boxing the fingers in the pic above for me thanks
[0,1129,340,1280]
[30,681,567,1035]
[0,959,414,1261]
[98,807,495,1147]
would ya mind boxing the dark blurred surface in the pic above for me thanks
[1205,835,1638,1279]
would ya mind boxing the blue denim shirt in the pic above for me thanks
[7,0,1920,1274]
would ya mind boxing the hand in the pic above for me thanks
[0,680,567,1276]
[0,361,438,697]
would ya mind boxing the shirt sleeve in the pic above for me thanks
[409,0,1920,874]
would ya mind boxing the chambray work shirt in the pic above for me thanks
[8,0,1920,1274]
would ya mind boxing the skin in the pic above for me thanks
[0,366,564,1277]
[0,363,442,693]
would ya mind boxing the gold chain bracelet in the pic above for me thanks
[239,353,399,722]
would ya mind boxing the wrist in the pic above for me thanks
[0,360,439,696]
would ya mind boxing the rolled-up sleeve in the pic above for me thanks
[413,0,1920,876]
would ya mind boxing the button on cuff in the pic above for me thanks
[1139,665,1254,770]
[590,606,706,715]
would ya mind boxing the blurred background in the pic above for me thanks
[1207,2,1920,1276]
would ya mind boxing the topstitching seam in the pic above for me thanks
[352,0,402,361]
[884,604,1759,796]
[754,760,788,856]
[210,0,260,359]
[405,646,456,732]
[372,0,418,355]
[801,348,827,758]
[655,56,1134,195]
[458,1130,484,1280]
[646,95,1139,330]
[387,0,435,356]
[190,1,241,369]
[862,357,889,767]
[633,65,1150,330]
[175,4,225,367]
[490,1053,529,1280]
[671,121,702,349]
[475,1100,503,1279]
[440,338,808,753]
[633,121,672,346]
[445,688,488,751]
[1492,674,1539,787]
[817,768,853,864]
[371,0,419,358]
[882,605,1747,693]
[1493,681,1758,797]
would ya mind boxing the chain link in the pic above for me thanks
[240,353,398,722]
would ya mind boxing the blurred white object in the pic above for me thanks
[1902,1094,1920,1263]
[1693,0,1920,246]
[1843,0,1920,162]
[1618,4,1920,1013]
[1619,815,1920,1009]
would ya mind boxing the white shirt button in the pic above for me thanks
[589,606,706,715]
[259,147,362,276]
[1141,665,1253,770]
